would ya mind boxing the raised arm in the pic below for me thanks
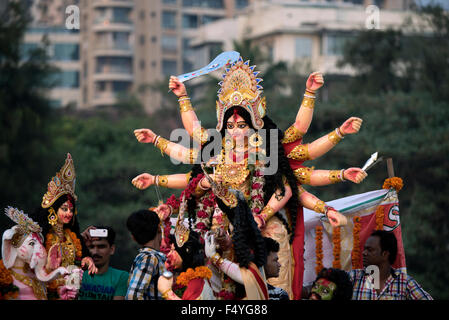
[169,76,208,146]
[285,117,363,162]
[134,128,199,164]
[281,72,323,144]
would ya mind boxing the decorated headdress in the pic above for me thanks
[216,56,266,131]
[4,206,42,247]
[41,153,77,209]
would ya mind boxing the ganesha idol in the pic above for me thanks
[0,207,70,300]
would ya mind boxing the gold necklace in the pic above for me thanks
[10,269,47,300]
[215,149,250,188]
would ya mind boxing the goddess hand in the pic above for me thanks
[155,204,171,221]
[339,117,363,136]
[134,128,156,144]
[306,71,324,92]
[46,243,62,271]
[157,276,174,295]
[132,173,155,190]
[82,257,98,275]
[204,232,217,258]
[326,209,348,227]
[343,168,367,184]
[169,76,187,97]
[58,285,78,300]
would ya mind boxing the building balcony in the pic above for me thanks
[93,71,133,82]
[93,0,134,9]
[93,19,133,32]
[92,91,118,106]
[94,43,133,57]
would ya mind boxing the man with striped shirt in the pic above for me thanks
[125,209,166,300]
[350,230,432,300]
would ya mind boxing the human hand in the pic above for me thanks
[81,257,98,275]
[339,117,363,136]
[155,204,172,221]
[58,285,78,300]
[343,168,367,184]
[80,226,100,246]
[169,76,187,97]
[132,173,155,190]
[134,128,156,144]
[326,209,347,227]
[306,71,324,92]
[204,232,217,258]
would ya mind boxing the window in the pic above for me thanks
[202,15,220,25]
[112,81,131,93]
[182,14,198,29]
[162,59,177,76]
[235,0,249,9]
[162,35,178,53]
[96,57,133,74]
[51,71,79,88]
[112,8,131,24]
[163,0,177,4]
[325,34,353,56]
[295,37,312,57]
[53,43,79,61]
[162,11,177,29]
[182,0,223,8]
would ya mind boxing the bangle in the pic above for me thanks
[303,94,316,99]
[327,129,343,145]
[335,127,345,139]
[293,166,314,185]
[161,289,172,300]
[260,205,276,222]
[329,170,344,184]
[210,253,224,267]
[340,169,346,182]
[313,200,326,214]
[305,88,316,95]
[155,136,170,155]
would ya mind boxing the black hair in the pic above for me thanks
[216,192,267,269]
[264,237,280,254]
[93,225,116,246]
[126,209,160,246]
[313,268,353,300]
[370,230,398,265]
[170,231,205,272]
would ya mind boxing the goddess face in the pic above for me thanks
[57,200,74,225]
[226,113,249,141]
[310,278,337,300]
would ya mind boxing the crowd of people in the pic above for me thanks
[0,55,433,301]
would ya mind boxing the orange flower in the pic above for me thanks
[382,177,403,192]
[332,227,341,269]
[69,231,83,258]
[375,206,384,231]
[176,266,212,288]
[352,216,362,269]
[0,260,13,286]
[315,226,324,275]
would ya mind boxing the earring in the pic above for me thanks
[47,207,58,226]
[249,132,263,148]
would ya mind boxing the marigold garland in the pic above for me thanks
[45,229,83,262]
[315,226,324,275]
[375,206,385,231]
[332,226,341,269]
[352,216,362,269]
[0,260,19,300]
[176,266,212,288]
[382,177,403,193]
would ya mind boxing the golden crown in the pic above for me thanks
[4,206,42,247]
[216,56,266,131]
[41,153,77,209]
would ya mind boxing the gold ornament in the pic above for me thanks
[10,269,47,300]
[41,153,77,209]
[281,125,304,144]
[313,200,326,214]
[47,207,58,226]
[192,127,208,145]
[260,205,276,222]
[293,166,314,185]
[155,137,170,156]
[329,170,344,184]
[327,129,343,145]
[287,144,311,161]
[179,96,193,113]
[249,132,263,148]
[4,206,42,247]
[216,57,266,131]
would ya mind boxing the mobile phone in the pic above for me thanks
[89,229,108,237]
